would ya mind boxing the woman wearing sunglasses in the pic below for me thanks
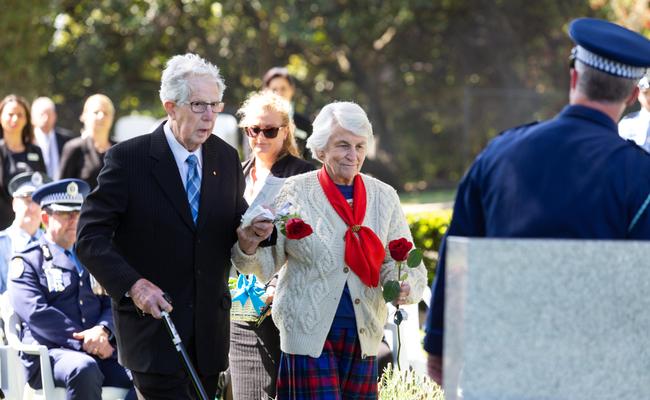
[229,90,314,400]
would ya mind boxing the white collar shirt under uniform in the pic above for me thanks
[163,122,203,186]
[0,225,43,293]
[619,107,650,153]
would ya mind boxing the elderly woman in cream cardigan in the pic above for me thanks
[233,101,427,399]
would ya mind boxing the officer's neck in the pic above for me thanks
[570,94,626,124]
[13,219,39,237]
[44,231,74,251]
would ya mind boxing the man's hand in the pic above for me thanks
[128,278,173,318]
[427,354,443,385]
[72,326,114,359]
[237,216,274,255]
[393,281,412,306]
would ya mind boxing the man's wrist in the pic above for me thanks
[98,324,114,340]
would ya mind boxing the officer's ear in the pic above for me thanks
[41,210,50,227]
[626,86,640,107]
[569,68,579,91]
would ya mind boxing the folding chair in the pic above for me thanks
[0,294,129,400]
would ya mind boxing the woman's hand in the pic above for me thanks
[237,216,275,255]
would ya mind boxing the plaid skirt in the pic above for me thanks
[276,326,377,399]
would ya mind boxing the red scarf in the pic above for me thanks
[318,167,385,287]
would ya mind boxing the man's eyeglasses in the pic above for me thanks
[244,126,284,139]
[187,101,224,114]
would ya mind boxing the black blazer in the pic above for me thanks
[76,122,247,375]
[0,142,46,229]
[241,153,315,179]
[59,136,115,189]
[54,127,74,157]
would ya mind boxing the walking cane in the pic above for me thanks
[160,295,209,400]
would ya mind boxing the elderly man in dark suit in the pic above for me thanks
[31,97,73,180]
[76,53,248,399]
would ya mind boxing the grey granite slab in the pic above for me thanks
[444,237,650,400]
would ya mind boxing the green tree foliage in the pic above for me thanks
[0,0,608,188]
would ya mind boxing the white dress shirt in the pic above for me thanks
[163,122,203,186]
[34,128,61,179]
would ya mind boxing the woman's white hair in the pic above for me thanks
[306,101,374,162]
[159,53,226,104]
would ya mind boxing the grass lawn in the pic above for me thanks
[399,189,456,204]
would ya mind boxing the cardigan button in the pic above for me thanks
[354,298,360,305]
[362,353,367,359]
[359,328,365,334]
[343,267,349,273]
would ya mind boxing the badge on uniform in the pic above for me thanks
[8,258,24,280]
[31,172,43,186]
[27,153,40,162]
[66,182,78,197]
[45,267,67,292]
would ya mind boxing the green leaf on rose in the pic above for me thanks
[407,249,423,268]
[383,280,401,302]
[400,273,408,281]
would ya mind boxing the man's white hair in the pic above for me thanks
[306,101,374,163]
[159,53,226,104]
[31,97,56,113]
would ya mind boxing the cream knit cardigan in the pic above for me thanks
[232,170,427,358]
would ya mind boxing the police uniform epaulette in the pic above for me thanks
[499,120,540,136]
[15,241,43,256]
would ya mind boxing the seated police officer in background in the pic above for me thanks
[0,171,51,293]
[7,178,135,400]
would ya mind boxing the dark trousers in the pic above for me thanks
[28,348,135,400]
[229,317,281,400]
[132,369,219,400]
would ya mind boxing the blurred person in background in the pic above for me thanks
[229,90,314,400]
[0,171,50,293]
[59,94,115,189]
[32,97,74,180]
[262,67,313,158]
[0,94,46,230]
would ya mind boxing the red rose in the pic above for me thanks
[388,238,413,262]
[285,218,313,240]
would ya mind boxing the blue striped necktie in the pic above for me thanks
[185,154,201,224]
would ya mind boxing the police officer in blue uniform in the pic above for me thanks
[7,178,135,400]
[0,171,50,293]
[424,18,650,384]
[619,75,650,152]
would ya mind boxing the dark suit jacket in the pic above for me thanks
[59,136,115,189]
[241,153,315,179]
[54,128,74,157]
[76,122,247,375]
[0,142,47,229]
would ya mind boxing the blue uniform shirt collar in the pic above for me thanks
[559,105,618,132]
[43,237,83,274]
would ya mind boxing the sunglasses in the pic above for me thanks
[245,126,283,139]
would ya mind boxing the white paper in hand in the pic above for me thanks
[241,175,286,228]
